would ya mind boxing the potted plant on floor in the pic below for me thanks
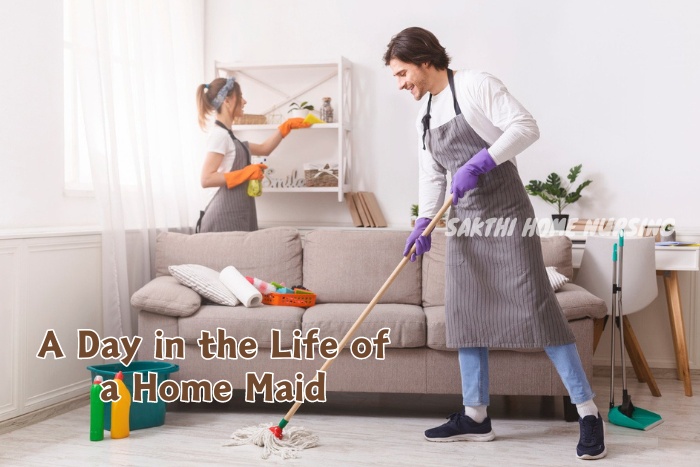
[525,164,592,230]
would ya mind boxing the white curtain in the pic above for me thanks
[67,0,205,337]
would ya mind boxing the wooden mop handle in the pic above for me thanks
[281,197,454,424]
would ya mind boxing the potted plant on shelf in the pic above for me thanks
[288,101,314,118]
[524,164,592,230]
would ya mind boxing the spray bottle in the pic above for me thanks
[110,371,131,439]
[245,276,277,294]
[247,157,266,197]
[247,179,263,197]
[89,375,104,441]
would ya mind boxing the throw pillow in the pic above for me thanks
[130,275,201,317]
[546,266,569,291]
[169,264,239,306]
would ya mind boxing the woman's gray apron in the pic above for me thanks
[424,69,574,349]
[197,121,258,232]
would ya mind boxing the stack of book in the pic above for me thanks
[345,192,387,228]
[568,218,614,233]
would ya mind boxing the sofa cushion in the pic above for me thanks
[302,303,426,348]
[178,304,304,348]
[130,276,201,317]
[424,306,452,351]
[155,228,302,287]
[424,285,605,351]
[546,266,569,291]
[540,235,574,280]
[554,283,607,321]
[421,232,447,308]
[168,264,239,306]
[303,230,422,305]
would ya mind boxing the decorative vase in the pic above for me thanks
[660,230,676,242]
[552,214,569,231]
[320,97,334,123]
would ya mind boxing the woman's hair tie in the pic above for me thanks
[211,77,235,110]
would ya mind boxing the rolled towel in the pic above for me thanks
[219,267,262,307]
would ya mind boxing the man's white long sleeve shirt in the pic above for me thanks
[415,69,540,219]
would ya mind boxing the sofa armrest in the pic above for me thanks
[131,275,201,317]
[555,283,607,321]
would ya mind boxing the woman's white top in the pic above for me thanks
[203,125,238,206]
[414,69,540,219]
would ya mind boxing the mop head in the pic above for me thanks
[224,422,320,459]
[608,406,663,431]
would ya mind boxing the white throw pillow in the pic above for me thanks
[168,264,239,306]
[546,266,569,291]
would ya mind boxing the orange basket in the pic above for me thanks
[262,292,316,308]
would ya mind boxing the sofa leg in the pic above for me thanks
[563,396,578,422]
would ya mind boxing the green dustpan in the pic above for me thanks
[607,231,663,431]
[609,405,663,431]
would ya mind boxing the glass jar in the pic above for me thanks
[320,97,334,123]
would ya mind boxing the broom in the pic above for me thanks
[607,230,663,431]
[224,198,454,458]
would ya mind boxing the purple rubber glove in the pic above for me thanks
[403,217,432,262]
[451,148,497,204]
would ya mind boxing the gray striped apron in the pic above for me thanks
[197,121,258,233]
[424,69,574,349]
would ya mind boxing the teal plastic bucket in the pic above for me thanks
[87,361,179,431]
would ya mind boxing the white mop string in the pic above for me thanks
[224,422,320,459]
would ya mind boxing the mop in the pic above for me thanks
[224,198,455,458]
[608,230,663,430]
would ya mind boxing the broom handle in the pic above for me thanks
[281,197,453,423]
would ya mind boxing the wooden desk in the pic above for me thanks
[571,240,699,396]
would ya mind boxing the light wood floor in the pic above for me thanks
[1,371,698,466]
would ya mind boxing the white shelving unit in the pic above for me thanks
[214,58,352,201]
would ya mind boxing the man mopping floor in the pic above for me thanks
[384,27,606,460]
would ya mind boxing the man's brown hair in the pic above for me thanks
[383,27,451,70]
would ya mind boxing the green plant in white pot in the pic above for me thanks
[288,101,314,119]
[525,164,592,230]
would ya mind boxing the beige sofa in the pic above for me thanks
[133,228,606,420]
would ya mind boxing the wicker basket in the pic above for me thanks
[233,114,267,125]
[262,292,316,308]
[304,163,339,187]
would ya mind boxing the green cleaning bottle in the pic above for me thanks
[89,375,104,441]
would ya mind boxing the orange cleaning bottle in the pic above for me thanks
[110,371,131,439]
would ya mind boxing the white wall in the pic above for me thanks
[2,1,697,231]
[0,0,99,230]
[205,0,700,230]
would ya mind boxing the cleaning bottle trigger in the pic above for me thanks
[90,375,105,441]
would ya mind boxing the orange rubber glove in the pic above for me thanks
[223,164,268,189]
[278,117,311,137]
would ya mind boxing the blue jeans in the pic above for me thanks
[458,343,595,406]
